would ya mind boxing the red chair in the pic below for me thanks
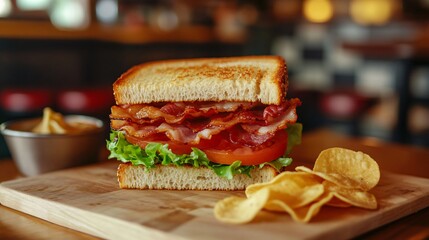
[56,88,114,115]
[320,89,370,136]
[0,88,53,117]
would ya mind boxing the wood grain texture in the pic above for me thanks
[0,206,97,240]
[1,161,429,240]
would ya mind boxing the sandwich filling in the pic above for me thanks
[108,98,301,179]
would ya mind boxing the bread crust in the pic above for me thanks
[117,163,278,191]
[113,56,287,105]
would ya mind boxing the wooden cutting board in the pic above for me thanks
[1,161,429,240]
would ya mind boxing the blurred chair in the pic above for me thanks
[0,88,53,119]
[0,88,54,158]
[56,88,114,115]
[56,88,114,135]
[320,89,373,136]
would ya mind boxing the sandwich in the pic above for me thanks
[107,56,302,190]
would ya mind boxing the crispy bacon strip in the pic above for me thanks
[242,107,297,135]
[111,102,258,124]
[110,99,300,146]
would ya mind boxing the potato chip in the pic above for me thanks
[213,147,380,224]
[245,171,318,193]
[246,172,322,197]
[263,183,325,211]
[214,188,270,224]
[295,166,358,190]
[313,147,380,191]
[326,196,352,208]
[267,192,334,223]
[323,181,378,210]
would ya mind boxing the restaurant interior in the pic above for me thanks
[0,0,428,158]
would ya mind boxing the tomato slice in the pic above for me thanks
[126,134,193,155]
[204,130,287,165]
[125,130,288,166]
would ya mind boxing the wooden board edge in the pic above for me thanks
[315,179,429,240]
[318,198,429,240]
[0,185,185,240]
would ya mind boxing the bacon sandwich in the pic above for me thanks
[107,56,302,190]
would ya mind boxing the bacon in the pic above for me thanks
[111,105,200,124]
[111,119,157,138]
[242,107,298,135]
[263,104,288,122]
[157,124,197,143]
[160,103,185,115]
[111,101,259,125]
[110,99,301,146]
[198,102,258,112]
[229,126,275,147]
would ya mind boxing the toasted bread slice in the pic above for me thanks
[113,56,287,105]
[117,163,278,190]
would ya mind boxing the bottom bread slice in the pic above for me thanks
[117,163,278,190]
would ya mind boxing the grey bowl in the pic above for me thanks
[0,115,105,176]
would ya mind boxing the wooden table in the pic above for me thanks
[1,129,428,239]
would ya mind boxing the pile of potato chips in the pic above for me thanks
[214,147,380,223]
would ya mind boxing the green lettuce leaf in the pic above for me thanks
[107,124,302,179]
[260,157,293,172]
[107,131,255,179]
[212,161,254,179]
[285,122,302,156]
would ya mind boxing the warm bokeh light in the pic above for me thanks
[273,0,300,21]
[303,0,334,23]
[16,0,51,10]
[0,0,12,17]
[350,0,393,25]
[96,0,118,24]
[50,0,89,29]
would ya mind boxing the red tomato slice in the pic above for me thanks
[126,134,193,155]
[125,130,288,166]
[204,130,287,165]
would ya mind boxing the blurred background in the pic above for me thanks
[0,0,428,158]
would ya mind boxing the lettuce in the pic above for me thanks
[260,157,292,171]
[107,123,301,179]
[285,122,302,156]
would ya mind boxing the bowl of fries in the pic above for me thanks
[0,108,105,176]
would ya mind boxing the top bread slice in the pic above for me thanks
[113,56,287,105]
